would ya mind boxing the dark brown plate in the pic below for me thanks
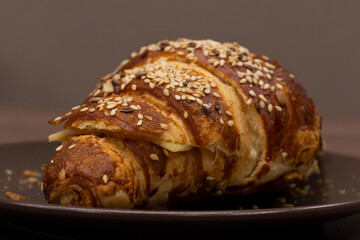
[0,142,359,237]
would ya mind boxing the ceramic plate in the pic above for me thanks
[0,142,359,237]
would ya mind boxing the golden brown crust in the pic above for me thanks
[45,38,322,209]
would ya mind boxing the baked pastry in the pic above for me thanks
[43,38,322,209]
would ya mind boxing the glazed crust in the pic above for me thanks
[43,38,322,209]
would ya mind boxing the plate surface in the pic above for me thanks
[0,142,360,236]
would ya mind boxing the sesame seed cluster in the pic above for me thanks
[123,38,291,114]
[102,59,220,113]
[51,38,292,134]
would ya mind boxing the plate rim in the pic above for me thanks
[1,196,360,222]
[1,142,360,223]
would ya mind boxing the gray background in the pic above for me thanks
[1,0,359,117]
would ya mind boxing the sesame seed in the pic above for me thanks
[89,97,102,103]
[54,116,62,122]
[110,108,118,116]
[246,76,252,83]
[147,72,155,79]
[113,74,120,80]
[160,123,168,130]
[266,73,272,79]
[137,113,143,119]
[249,90,256,97]
[68,144,76,150]
[263,83,270,89]
[214,101,222,113]
[163,88,170,96]
[240,78,247,84]
[56,145,63,152]
[289,74,295,78]
[259,94,267,103]
[72,105,80,110]
[225,110,233,116]
[206,176,215,181]
[219,59,225,67]
[137,119,143,126]
[150,153,159,161]
[202,104,212,116]
[106,103,118,109]
[102,175,108,184]
[144,115,153,121]
[111,79,120,88]
[163,149,169,157]
[183,111,188,119]
[220,118,224,124]
[246,98,252,105]
[268,104,273,112]
[254,58,263,64]
[120,107,134,113]
[265,62,275,69]
[276,77,283,81]
[275,105,283,112]
[132,84,137,91]
[282,152,288,159]
[175,95,181,100]
[210,82,217,88]
[213,92,221,98]
[196,98,203,105]
[208,58,216,64]
[130,52,138,58]
[204,88,211,94]
[114,96,122,102]
[227,120,234,127]
[237,71,245,79]
[80,107,89,112]
[259,101,265,108]
[149,82,155,89]
[187,95,196,101]
[219,53,227,59]
[276,83,283,90]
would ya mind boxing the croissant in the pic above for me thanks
[43,38,322,209]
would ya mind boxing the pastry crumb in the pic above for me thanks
[283,203,294,208]
[23,169,42,178]
[5,191,25,200]
[338,189,346,195]
[20,169,42,188]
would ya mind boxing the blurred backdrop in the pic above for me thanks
[0,0,360,154]
[1,0,360,116]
